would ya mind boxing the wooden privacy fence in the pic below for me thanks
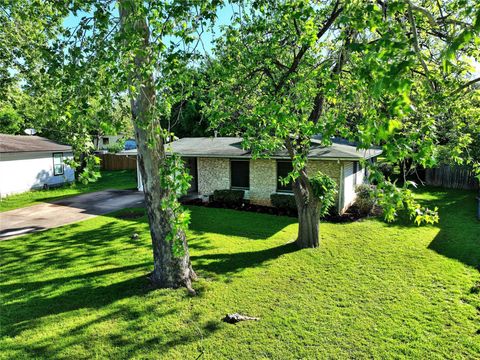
[97,153,137,171]
[425,164,479,190]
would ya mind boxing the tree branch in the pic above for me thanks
[407,2,435,91]
[293,17,301,37]
[272,58,289,70]
[409,2,437,27]
[450,77,480,96]
[274,1,342,92]
[308,29,352,124]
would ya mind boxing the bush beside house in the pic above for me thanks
[355,184,376,216]
[212,189,245,205]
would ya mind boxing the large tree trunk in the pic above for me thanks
[135,125,196,292]
[292,171,321,248]
[119,1,196,292]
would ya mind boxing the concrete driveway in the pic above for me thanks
[0,190,145,240]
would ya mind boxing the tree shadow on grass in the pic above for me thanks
[2,284,221,359]
[1,205,286,357]
[0,219,146,277]
[186,205,296,240]
[386,187,479,270]
[103,205,296,241]
[426,188,479,270]
[1,261,222,358]
[0,268,150,337]
[190,242,298,278]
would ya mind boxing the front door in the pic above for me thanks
[184,157,198,193]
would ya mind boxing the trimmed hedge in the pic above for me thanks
[270,193,297,211]
[213,189,245,205]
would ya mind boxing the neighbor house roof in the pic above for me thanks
[163,137,382,160]
[0,134,72,153]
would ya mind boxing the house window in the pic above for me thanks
[103,137,110,145]
[353,161,358,185]
[230,160,250,189]
[53,153,64,176]
[277,161,293,192]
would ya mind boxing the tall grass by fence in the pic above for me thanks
[425,164,478,190]
[97,153,137,171]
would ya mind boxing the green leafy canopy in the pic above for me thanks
[206,0,480,224]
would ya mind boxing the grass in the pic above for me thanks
[0,170,137,212]
[0,187,479,359]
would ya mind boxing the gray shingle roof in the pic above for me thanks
[165,137,382,160]
[0,134,72,153]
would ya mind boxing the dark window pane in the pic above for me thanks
[53,153,64,176]
[231,160,249,189]
[277,161,293,192]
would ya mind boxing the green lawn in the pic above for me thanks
[0,170,137,212]
[0,188,479,359]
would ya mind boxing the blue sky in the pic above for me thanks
[63,4,235,53]
[62,4,479,76]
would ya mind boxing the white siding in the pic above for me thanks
[356,163,365,186]
[0,152,75,198]
[342,161,355,212]
[340,161,368,213]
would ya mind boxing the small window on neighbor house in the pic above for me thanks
[103,137,110,145]
[53,153,64,176]
[230,160,250,189]
[277,161,293,192]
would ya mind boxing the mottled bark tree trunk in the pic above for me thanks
[292,169,321,248]
[119,1,196,292]
[285,139,321,249]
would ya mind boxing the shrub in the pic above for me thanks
[270,193,297,211]
[355,184,376,215]
[107,139,126,154]
[213,189,245,205]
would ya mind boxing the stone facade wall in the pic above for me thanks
[197,157,230,195]
[307,160,342,185]
[249,159,277,206]
[307,160,343,212]
[195,157,345,210]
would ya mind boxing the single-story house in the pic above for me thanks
[0,134,75,198]
[133,137,381,213]
[93,134,125,151]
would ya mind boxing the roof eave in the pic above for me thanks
[0,148,72,154]
[164,152,382,161]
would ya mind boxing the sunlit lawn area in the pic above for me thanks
[0,188,479,359]
[0,170,137,212]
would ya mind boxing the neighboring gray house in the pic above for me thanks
[134,137,381,214]
[0,134,75,197]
